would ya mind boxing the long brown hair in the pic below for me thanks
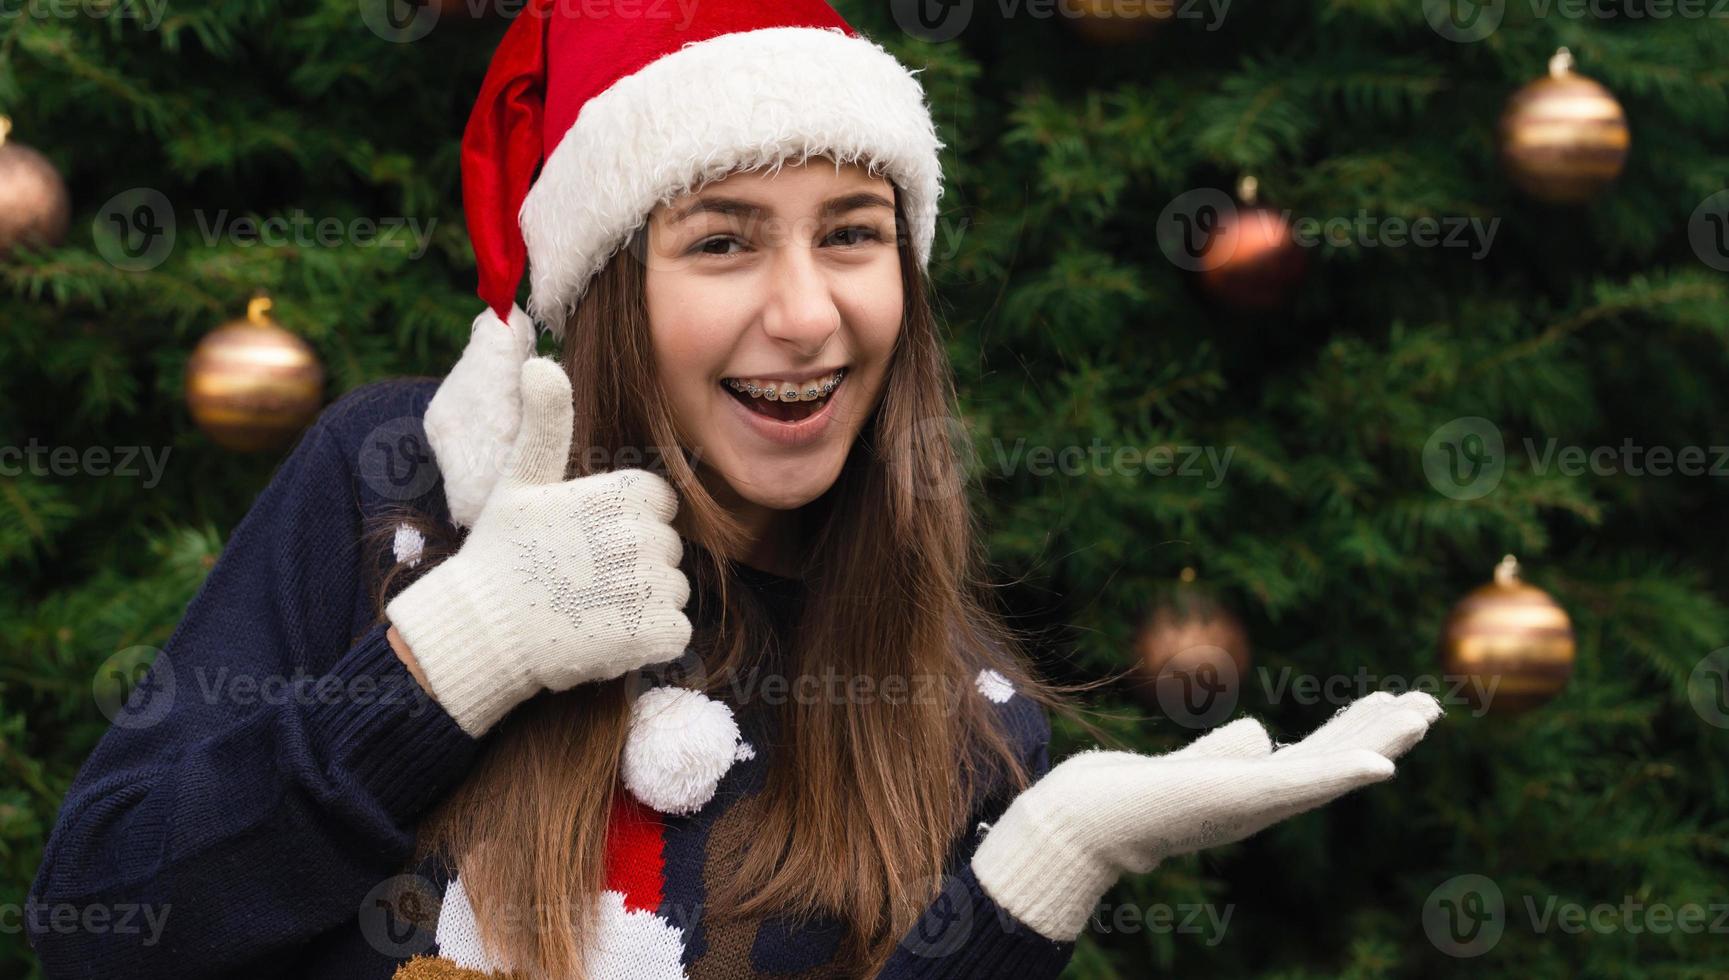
[365,165,1101,978]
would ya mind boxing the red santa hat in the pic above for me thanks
[423,0,945,526]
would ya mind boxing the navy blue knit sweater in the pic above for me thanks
[27,378,1077,978]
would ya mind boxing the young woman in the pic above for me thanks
[28,3,1443,978]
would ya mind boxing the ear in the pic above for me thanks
[423,303,539,528]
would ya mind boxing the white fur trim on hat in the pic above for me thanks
[621,686,753,816]
[519,26,944,335]
[422,302,539,528]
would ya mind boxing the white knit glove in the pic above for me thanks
[971,691,1444,941]
[386,357,693,737]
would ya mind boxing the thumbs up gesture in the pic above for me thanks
[387,358,693,737]
[971,691,1445,942]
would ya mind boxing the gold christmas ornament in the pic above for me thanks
[1500,48,1630,204]
[1198,176,1308,313]
[1131,567,1252,725]
[185,297,325,452]
[1440,555,1576,715]
[0,116,72,258]
[1065,0,1174,44]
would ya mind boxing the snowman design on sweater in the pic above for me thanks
[388,672,1023,979]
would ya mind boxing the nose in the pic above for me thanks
[758,239,841,358]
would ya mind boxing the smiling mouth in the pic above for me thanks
[719,368,847,423]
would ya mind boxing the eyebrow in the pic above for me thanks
[666,191,895,226]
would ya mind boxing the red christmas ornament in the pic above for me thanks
[1197,176,1307,313]
[0,116,71,258]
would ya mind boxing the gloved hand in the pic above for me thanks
[971,691,1444,941]
[386,357,693,738]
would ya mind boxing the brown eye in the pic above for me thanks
[828,226,882,247]
[692,235,746,257]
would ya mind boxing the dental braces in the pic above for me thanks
[725,367,847,403]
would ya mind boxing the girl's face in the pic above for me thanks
[644,160,904,515]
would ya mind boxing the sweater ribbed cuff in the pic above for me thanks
[969,796,1121,943]
[884,862,1076,978]
[302,622,482,826]
[385,567,537,738]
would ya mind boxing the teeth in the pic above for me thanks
[724,368,846,402]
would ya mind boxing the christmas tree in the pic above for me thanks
[4,1,1727,976]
